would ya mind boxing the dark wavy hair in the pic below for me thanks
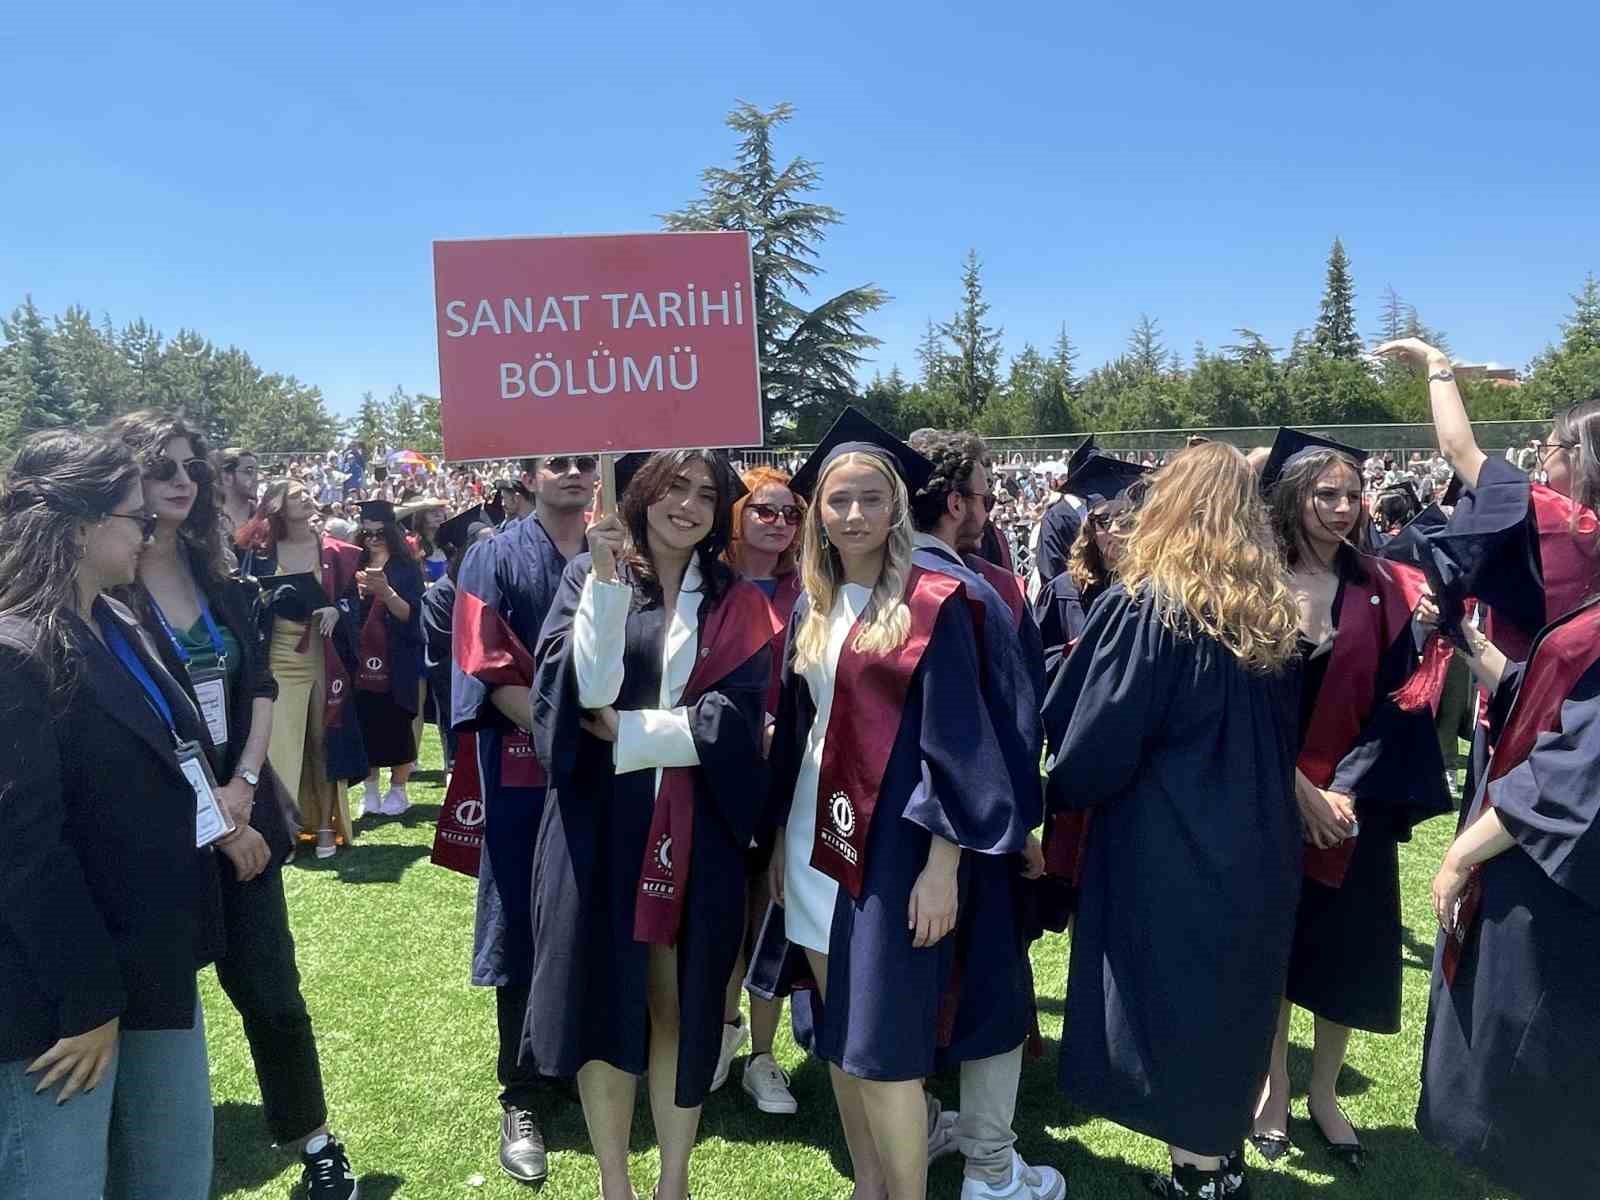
[619,450,740,609]
[907,429,988,532]
[1267,447,1365,580]
[104,409,227,585]
[0,429,143,701]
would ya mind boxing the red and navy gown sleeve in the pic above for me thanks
[1485,658,1600,908]
[1430,457,1545,641]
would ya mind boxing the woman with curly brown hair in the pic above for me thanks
[1042,441,1303,1199]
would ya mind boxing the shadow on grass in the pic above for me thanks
[290,843,432,884]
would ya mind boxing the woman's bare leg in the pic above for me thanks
[576,1060,639,1200]
[805,949,886,1200]
[645,945,701,1200]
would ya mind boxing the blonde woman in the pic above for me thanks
[759,412,1030,1200]
[1042,441,1302,1200]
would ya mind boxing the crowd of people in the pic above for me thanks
[1,332,1595,1200]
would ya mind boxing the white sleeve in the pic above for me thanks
[613,707,701,774]
[574,575,630,708]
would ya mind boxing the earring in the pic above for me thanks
[819,527,830,549]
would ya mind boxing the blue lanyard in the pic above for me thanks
[98,615,177,737]
[150,592,227,670]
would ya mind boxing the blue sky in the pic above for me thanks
[3,2,1597,419]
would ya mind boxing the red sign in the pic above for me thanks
[433,231,762,460]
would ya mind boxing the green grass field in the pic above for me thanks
[204,739,1516,1199]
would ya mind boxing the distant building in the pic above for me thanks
[1452,361,1522,387]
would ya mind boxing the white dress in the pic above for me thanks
[784,583,870,954]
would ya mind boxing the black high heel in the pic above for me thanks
[1247,1114,1292,1163]
[1309,1104,1365,1173]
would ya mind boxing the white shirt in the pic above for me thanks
[573,560,703,794]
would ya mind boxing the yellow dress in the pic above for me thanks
[265,610,353,847]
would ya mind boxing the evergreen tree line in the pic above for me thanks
[6,102,1598,457]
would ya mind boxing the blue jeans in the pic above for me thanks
[0,993,212,1200]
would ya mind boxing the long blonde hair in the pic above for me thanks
[1117,442,1299,672]
[792,452,914,672]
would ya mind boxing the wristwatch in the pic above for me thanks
[1428,368,1455,383]
[237,768,260,788]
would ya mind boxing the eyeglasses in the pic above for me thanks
[146,457,213,485]
[545,455,598,474]
[960,489,998,513]
[105,511,159,540]
[1540,440,1577,463]
[1087,512,1113,531]
[747,503,803,526]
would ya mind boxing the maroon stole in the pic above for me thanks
[1443,598,1600,984]
[431,731,485,876]
[356,597,391,692]
[311,538,361,731]
[808,567,965,899]
[451,583,547,788]
[1299,557,1432,887]
[964,554,1026,628]
[634,581,782,944]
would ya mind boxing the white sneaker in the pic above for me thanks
[381,787,410,816]
[359,782,381,818]
[959,1151,1066,1200]
[741,1052,798,1115]
[928,1108,960,1163]
[710,1019,748,1092]
[315,829,337,859]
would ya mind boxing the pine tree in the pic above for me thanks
[353,390,390,452]
[1313,238,1362,359]
[1560,273,1600,355]
[1049,323,1078,395]
[937,249,1003,417]
[1373,285,1409,344]
[1126,313,1167,377]
[915,319,950,390]
[661,102,887,438]
[0,298,73,435]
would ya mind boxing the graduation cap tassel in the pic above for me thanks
[1391,630,1456,714]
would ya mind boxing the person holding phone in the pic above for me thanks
[0,429,223,1200]
[350,501,425,818]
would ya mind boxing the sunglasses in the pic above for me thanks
[545,455,598,474]
[106,510,159,540]
[747,503,803,526]
[960,489,998,514]
[146,457,212,485]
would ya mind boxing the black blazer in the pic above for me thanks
[0,597,225,1062]
[129,565,294,866]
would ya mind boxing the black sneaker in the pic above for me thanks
[300,1134,358,1200]
[500,1105,548,1185]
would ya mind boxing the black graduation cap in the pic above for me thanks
[493,478,530,499]
[1065,434,1099,481]
[358,499,396,524]
[483,493,506,526]
[788,406,935,500]
[1259,428,1369,493]
[1069,454,1150,507]
[436,504,485,551]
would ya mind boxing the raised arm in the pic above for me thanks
[1374,337,1488,487]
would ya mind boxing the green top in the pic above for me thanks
[175,611,244,700]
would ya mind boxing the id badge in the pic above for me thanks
[188,666,229,750]
[177,739,236,849]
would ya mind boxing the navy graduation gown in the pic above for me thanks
[1033,571,1107,682]
[1035,495,1085,588]
[1418,624,1600,1199]
[753,588,1031,1081]
[526,556,769,1107]
[1043,586,1301,1156]
[1288,571,1451,1033]
[451,516,567,988]
[356,555,424,713]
